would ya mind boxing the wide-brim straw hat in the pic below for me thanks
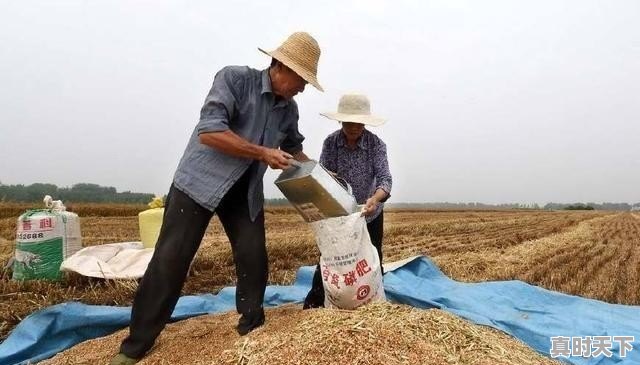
[259,32,323,92]
[320,94,386,127]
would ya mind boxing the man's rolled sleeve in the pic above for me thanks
[197,67,244,135]
[373,141,392,201]
[280,105,305,154]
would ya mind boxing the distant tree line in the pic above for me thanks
[0,183,154,204]
[386,202,637,211]
[543,202,635,211]
[2,182,637,210]
[387,202,542,210]
[562,204,595,210]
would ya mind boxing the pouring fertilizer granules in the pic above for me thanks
[276,159,388,309]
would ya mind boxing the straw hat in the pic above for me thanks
[320,94,386,127]
[259,32,323,91]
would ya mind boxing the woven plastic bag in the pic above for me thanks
[13,196,82,281]
[310,213,385,309]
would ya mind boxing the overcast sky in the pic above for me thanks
[1,0,638,204]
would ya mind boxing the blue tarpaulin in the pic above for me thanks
[1,256,638,365]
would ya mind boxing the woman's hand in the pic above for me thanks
[361,188,389,216]
[361,197,379,216]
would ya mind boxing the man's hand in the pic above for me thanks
[291,151,311,162]
[361,197,379,217]
[261,148,293,169]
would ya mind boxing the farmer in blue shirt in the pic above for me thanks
[112,32,323,365]
[303,94,392,309]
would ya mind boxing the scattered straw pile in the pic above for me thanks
[42,302,559,365]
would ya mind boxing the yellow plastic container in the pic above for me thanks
[138,208,164,248]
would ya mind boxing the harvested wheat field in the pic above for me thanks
[2,205,639,363]
[41,302,560,365]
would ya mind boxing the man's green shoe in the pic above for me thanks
[110,353,138,365]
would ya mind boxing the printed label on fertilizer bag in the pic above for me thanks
[19,217,55,233]
[13,238,64,281]
[320,255,383,308]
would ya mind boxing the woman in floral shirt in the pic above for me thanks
[304,94,392,309]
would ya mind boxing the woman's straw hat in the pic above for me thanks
[320,94,386,127]
[259,32,323,91]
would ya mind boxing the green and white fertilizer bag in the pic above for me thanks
[310,212,385,309]
[12,196,82,281]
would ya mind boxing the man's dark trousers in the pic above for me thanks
[120,171,267,358]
